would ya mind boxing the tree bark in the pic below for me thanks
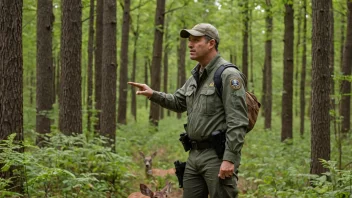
[0,0,24,193]
[101,0,117,144]
[94,0,104,132]
[161,15,171,119]
[144,56,149,108]
[281,2,294,142]
[117,0,131,125]
[131,0,142,121]
[264,0,273,129]
[310,0,332,175]
[241,0,249,86]
[87,0,95,132]
[36,0,54,145]
[178,29,187,120]
[59,0,82,135]
[340,0,352,134]
[149,0,166,127]
[300,0,308,136]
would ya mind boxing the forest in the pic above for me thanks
[0,0,352,197]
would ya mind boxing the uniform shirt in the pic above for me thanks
[150,54,248,167]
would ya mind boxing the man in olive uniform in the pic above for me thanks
[128,23,248,198]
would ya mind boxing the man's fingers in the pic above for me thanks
[127,82,144,88]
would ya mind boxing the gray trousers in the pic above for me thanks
[183,148,239,198]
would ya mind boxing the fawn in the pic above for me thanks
[128,182,172,198]
[139,151,175,177]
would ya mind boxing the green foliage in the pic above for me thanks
[1,133,134,197]
[239,116,352,197]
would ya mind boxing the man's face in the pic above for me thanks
[188,35,213,61]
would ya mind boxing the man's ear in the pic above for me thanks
[208,39,216,49]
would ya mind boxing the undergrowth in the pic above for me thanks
[1,108,351,197]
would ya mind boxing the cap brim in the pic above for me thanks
[180,29,205,38]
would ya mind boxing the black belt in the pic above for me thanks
[190,140,212,150]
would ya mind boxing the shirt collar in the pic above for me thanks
[191,53,221,76]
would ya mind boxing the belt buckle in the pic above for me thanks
[191,141,197,150]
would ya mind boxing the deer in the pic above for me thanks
[139,151,175,177]
[128,182,172,198]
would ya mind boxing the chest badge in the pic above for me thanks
[209,82,214,87]
[230,78,241,90]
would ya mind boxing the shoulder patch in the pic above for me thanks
[230,78,241,90]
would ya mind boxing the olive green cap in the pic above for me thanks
[180,23,220,44]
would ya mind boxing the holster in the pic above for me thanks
[174,160,186,188]
[211,130,226,159]
[179,132,191,152]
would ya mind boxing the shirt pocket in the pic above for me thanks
[185,89,195,113]
[199,87,217,115]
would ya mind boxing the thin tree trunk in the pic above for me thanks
[310,0,332,175]
[144,56,149,108]
[176,42,181,119]
[87,0,95,132]
[59,0,82,135]
[340,14,345,70]
[149,0,166,127]
[178,29,187,120]
[295,5,301,117]
[161,15,171,119]
[249,9,254,92]
[241,0,249,86]
[36,0,54,145]
[300,0,308,137]
[117,0,131,125]
[340,0,352,134]
[329,2,335,121]
[131,0,142,121]
[56,51,60,101]
[101,0,117,144]
[264,0,273,130]
[94,0,103,132]
[281,2,294,142]
[0,0,24,193]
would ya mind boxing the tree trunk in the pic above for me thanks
[144,56,149,108]
[249,9,254,92]
[101,0,117,144]
[94,0,104,132]
[340,14,345,70]
[179,30,187,120]
[161,16,171,119]
[329,2,335,122]
[310,0,332,175]
[340,0,352,134]
[149,0,166,127]
[295,5,301,117]
[300,0,308,137]
[264,0,273,130]
[241,0,249,86]
[0,0,24,193]
[131,0,142,121]
[56,51,60,101]
[87,0,94,133]
[117,0,131,125]
[36,0,54,145]
[281,2,294,142]
[59,0,82,135]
